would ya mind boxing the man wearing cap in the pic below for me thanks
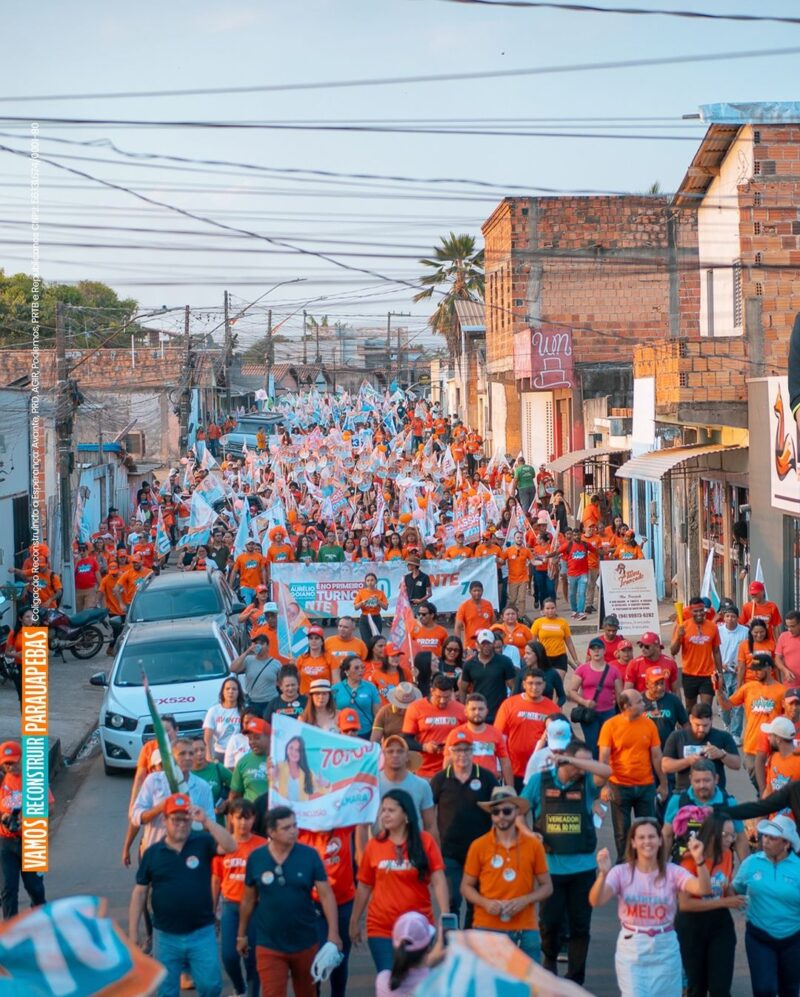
[670,597,722,714]
[0,741,54,919]
[404,557,432,607]
[624,631,680,695]
[446,531,473,559]
[448,693,513,785]
[462,786,552,961]
[431,730,498,926]
[131,739,216,854]
[229,717,271,803]
[775,610,800,686]
[662,702,740,794]
[459,629,516,722]
[662,759,748,861]
[522,740,611,984]
[337,708,362,738]
[740,580,782,641]
[73,540,102,611]
[129,792,235,996]
[378,734,436,835]
[97,559,126,655]
[230,539,267,603]
[753,687,800,793]
[759,714,800,803]
[642,665,688,749]
[231,634,282,718]
[372,682,421,742]
[402,675,466,780]
[717,604,749,744]
[495,668,562,792]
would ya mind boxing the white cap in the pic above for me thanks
[546,719,572,751]
[264,602,278,613]
[476,629,496,645]
[760,716,797,740]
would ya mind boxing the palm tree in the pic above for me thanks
[414,233,484,355]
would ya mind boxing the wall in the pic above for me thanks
[0,390,31,577]
[490,381,508,454]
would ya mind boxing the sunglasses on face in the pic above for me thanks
[491,806,517,817]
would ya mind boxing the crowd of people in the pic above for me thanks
[3,388,800,997]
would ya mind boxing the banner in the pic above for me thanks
[767,376,800,514]
[0,895,165,996]
[598,559,660,639]
[268,715,380,831]
[271,556,499,619]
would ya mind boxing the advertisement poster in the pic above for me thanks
[598,560,660,639]
[767,376,800,514]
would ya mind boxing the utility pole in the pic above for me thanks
[55,300,75,607]
[179,305,191,448]
[387,311,411,385]
[263,309,273,400]
[223,290,231,413]
[315,315,321,364]
[302,310,308,365]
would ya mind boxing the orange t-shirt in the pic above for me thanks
[324,635,368,661]
[211,835,268,903]
[299,827,357,906]
[740,600,782,641]
[98,573,125,616]
[446,723,508,775]
[353,588,388,615]
[494,622,533,651]
[581,503,601,528]
[475,543,503,567]
[266,543,294,564]
[728,681,785,754]
[0,772,54,839]
[455,598,495,648]
[132,542,155,569]
[233,552,266,589]
[465,829,549,931]
[410,622,449,656]
[494,694,561,777]
[358,832,445,937]
[677,619,721,677]
[295,652,335,695]
[446,546,473,559]
[765,751,800,812]
[250,623,291,664]
[385,549,405,561]
[402,699,467,779]
[117,566,151,605]
[614,543,643,561]
[135,739,166,778]
[502,546,532,584]
[754,718,800,756]
[737,637,777,683]
[364,663,406,705]
[583,536,600,571]
[598,713,660,786]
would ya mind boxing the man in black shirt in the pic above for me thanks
[404,557,432,607]
[642,666,688,748]
[459,629,516,721]
[430,732,498,926]
[662,703,740,792]
[129,792,235,996]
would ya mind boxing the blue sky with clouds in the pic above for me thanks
[1,0,797,353]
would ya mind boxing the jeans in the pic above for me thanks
[154,924,222,997]
[499,575,508,612]
[579,707,617,760]
[518,488,535,514]
[367,936,395,973]
[540,869,595,984]
[0,838,46,919]
[314,899,352,997]
[532,571,554,608]
[608,782,657,864]
[745,922,800,997]
[444,855,474,928]
[568,574,588,614]
[220,899,259,996]
[720,671,743,739]
[256,943,317,997]
[486,928,541,963]
[676,908,736,997]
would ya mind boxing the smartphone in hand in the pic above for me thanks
[440,913,459,943]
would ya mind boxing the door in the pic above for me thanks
[12,494,30,569]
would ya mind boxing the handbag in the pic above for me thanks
[571,664,610,725]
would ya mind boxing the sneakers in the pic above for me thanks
[574,613,587,621]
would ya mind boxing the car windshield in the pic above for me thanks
[129,586,220,622]
[115,638,228,687]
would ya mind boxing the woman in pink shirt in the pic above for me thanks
[589,817,711,997]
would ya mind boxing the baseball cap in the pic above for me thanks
[164,793,192,816]
[617,640,633,651]
[309,679,332,694]
[243,717,270,736]
[638,632,662,647]
[760,716,797,740]
[476,629,495,645]
[546,718,572,751]
[750,653,772,670]
[645,665,669,682]
[384,643,402,657]
[391,911,436,952]
[0,741,21,763]
[256,584,269,593]
[749,581,766,595]
[445,728,474,750]
[338,709,360,733]
[263,602,278,613]
[784,687,800,703]
[307,625,325,638]
[587,637,605,650]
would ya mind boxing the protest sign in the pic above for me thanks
[271,555,499,619]
[599,559,660,638]
[268,714,380,830]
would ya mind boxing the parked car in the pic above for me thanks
[126,569,246,649]
[92,618,237,774]
[219,413,282,458]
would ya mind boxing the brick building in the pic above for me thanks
[482,195,697,481]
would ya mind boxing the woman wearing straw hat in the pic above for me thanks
[371,682,422,742]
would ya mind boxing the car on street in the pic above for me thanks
[219,412,282,458]
[92,618,237,774]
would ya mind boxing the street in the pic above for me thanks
[46,744,755,996]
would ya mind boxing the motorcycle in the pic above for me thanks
[44,606,107,659]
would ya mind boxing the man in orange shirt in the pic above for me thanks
[739,581,783,641]
[114,556,152,611]
[502,531,533,619]
[580,493,601,531]
[598,689,666,862]
[446,531,473,559]
[402,675,466,780]
[324,616,368,663]
[670,596,723,714]
[410,602,449,657]
[230,539,267,602]
[447,695,513,785]
[494,668,561,791]
[265,527,295,565]
[758,715,800,807]
[97,560,127,655]
[454,581,495,649]
[752,688,800,793]
[462,786,552,961]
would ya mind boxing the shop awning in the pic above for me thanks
[548,446,631,475]
[615,444,747,482]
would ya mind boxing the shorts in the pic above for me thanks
[547,653,569,673]
[682,673,714,698]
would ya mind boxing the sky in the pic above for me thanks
[1,0,798,359]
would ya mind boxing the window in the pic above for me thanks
[115,639,229,687]
[128,586,222,622]
[706,269,715,337]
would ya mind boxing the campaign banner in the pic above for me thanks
[599,559,660,639]
[271,555,499,619]
[268,714,380,831]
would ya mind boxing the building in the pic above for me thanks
[452,300,488,437]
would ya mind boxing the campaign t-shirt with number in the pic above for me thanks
[230,750,269,801]
[245,842,327,951]
[604,861,692,929]
[211,834,268,903]
[202,705,242,753]
[446,723,509,776]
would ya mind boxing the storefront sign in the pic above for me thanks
[767,376,800,513]
[599,560,660,638]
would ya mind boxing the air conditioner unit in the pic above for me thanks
[125,431,146,457]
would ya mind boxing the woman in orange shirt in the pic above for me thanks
[354,572,389,643]
[736,620,776,686]
[238,585,271,637]
[385,534,404,561]
[365,643,408,706]
[295,626,338,693]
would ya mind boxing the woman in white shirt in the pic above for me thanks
[203,676,244,763]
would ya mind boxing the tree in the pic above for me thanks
[0,271,139,346]
[413,233,484,355]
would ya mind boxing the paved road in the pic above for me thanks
[45,747,755,996]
